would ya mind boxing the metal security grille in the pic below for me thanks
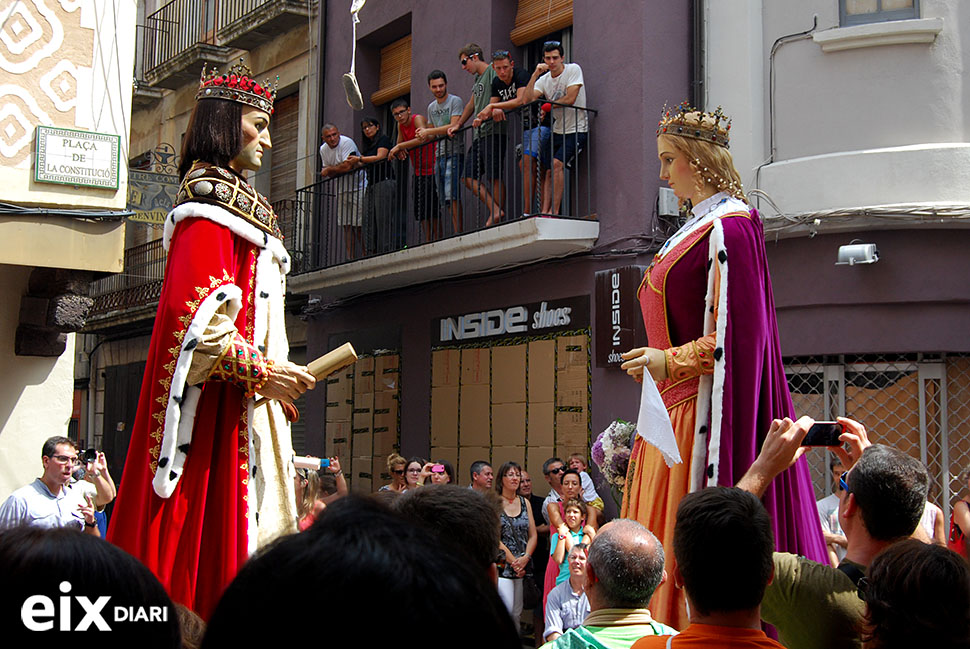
[785,353,970,523]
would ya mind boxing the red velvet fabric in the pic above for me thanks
[108,216,259,619]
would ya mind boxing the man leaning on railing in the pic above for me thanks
[524,41,588,216]
[320,123,367,260]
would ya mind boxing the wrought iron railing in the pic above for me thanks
[89,239,166,316]
[143,0,217,75]
[291,101,595,273]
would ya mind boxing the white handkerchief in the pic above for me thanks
[636,378,682,467]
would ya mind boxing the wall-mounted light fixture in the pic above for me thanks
[836,240,879,266]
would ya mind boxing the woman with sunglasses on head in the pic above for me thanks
[379,453,408,493]
[494,461,537,631]
[618,102,828,629]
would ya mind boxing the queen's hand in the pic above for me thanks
[620,347,668,382]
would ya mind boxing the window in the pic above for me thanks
[511,0,573,46]
[370,35,411,107]
[841,0,918,26]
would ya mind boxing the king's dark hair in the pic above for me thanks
[179,99,243,179]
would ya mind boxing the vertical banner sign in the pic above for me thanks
[594,266,647,368]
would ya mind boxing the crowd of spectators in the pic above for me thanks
[3,417,970,647]
[317,40,590,254]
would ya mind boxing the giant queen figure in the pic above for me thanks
[620,103,827,629]
[108,63,315,618]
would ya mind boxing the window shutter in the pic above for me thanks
[510,0,573,46]
[370,35,411,106]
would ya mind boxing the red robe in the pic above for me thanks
[108,163,295,619]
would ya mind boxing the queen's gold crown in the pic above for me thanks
[197,60,278,114]
[657,101,731,149]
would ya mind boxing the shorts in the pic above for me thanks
[412,174,440,221]
[462,134,507,181]
[435,154,464,203]
[335,188,363,226]
[522,125,551,159]
[539,131,588,169]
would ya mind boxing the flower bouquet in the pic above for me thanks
[591,419,636,504]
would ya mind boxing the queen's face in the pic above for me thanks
[230,107,272,173]
[657,135,700,204]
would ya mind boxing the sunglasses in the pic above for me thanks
[492,50,510,59]
[460,57,470,66]
[544,40,561,48]
[546,467,565,475]
[391,468,405,475]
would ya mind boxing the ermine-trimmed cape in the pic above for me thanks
[108,163,297,619]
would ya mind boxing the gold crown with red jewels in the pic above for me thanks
[657,101,731,149]
[196,61,278,114]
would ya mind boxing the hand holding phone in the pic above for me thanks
[800,421,845,447]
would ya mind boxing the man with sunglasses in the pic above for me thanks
[0,436,101,534]
[737,416,929,649]
[448,43,504,226]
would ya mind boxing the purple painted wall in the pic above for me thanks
[306,1,693,477]
[768,229,970,356]
[303,254,649,463]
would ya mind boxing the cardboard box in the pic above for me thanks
[461,348,489,385]
[326,399,352,422]
[528,340,555,402]
[492,402,526,447]
[431,386,459,447]
[325,421,350,447]
[526,445,555,497]
[430,446,459,474]
[372,457,388,487]
[374,391,398,416]
[325,374,351,403]
[528,402,555,447]
[373,430,396,456]
[557,335,588,370]
[352,392,374,430]
[492,445,526,473]
[459,446,490,487]
[376,354,400,392]
[432,349,461,387]
[351,457,373,494]
[352,430,373,457]
[354,356,376,395]
[556,408,589,448]
[330,439,351,464]
[491,344,526,403]
[556,366,588,408]
[459,384,491,447]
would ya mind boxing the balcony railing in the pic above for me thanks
[143,0,232,89]
[290,101,595,274]
[216,0,316,48]
[88,239,166,320]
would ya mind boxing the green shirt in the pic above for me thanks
[761,552,865,649]
[543,621,678,649]
[471,64,500,138]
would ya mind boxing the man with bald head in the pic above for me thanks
[541,519,677,649]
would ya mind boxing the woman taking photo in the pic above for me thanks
[619,102,826,628]
[495,461,537,629]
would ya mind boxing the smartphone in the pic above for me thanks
[800,421,845,447]
[431,463,445,473]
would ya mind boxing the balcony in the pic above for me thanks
[85,239,166,331]
[143,0,234,90]
[287,103,598,299]
[216,0,316,49]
